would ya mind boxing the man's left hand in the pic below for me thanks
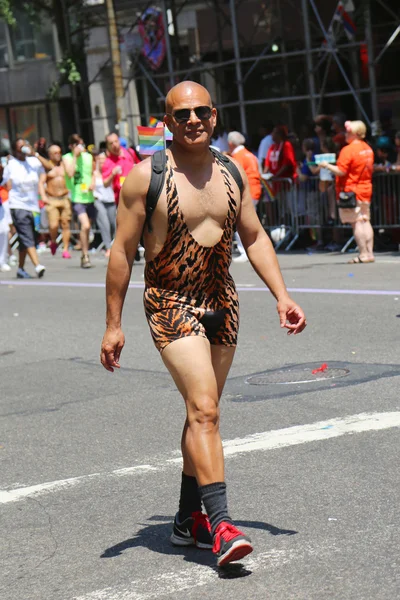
[277,297,307,335]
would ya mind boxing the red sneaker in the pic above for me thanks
[213,522,253,566]
[50,242,58,256]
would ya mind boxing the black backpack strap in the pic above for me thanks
[145,149,167,232]
[210,147,244,197]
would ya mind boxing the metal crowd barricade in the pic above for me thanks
[371,171,400,229]
[289,176,342,251]
[257,177,297,250]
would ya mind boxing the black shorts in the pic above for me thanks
[73,202,96,220]
[10,209,37,250]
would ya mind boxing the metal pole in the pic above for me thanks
[301,0,317,118]
[229,0,247,134]
[364,0,379,126]
[161,0,175,88]
[106,0,126,137]
[309,0,371,126]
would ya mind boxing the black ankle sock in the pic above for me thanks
[178,472,202,521]
[198,482,232,534]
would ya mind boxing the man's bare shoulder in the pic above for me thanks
[123,157,152,197]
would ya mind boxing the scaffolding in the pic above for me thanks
[86,0,400,143]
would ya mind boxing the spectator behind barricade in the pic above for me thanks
[332,113,347,151]
[373,136,394,172]
[93,150,116,259]
[263,125,298,181]
[320,120,374,264]
[227,131,262,263]
[311,137,337,223]
[314,115,332,154]
[102,132,140,205]
[38,144,72,259]
[63,133,96,269]
[2,139,46,278]
[257,120,274,173]
[0,160,13,272]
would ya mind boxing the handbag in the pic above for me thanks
[337,190,357,209]
[337,162,367,209]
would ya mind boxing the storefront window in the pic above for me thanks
[0,21,10,68]
[11,10,54,61]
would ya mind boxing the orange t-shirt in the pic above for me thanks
[232,147,262,201]
[336,139,374,203]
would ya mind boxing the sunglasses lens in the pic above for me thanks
[173,109,191,122]
[172,106,212,122]
[195,106,212,119]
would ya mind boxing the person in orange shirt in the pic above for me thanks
[320,120,374,263]
[227,131,261,262]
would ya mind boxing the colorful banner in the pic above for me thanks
[138,7,166,70]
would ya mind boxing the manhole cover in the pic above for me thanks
[246,367,350,385]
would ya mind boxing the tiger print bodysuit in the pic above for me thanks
[143,153,240,353]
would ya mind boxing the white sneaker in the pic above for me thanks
[0,264,11,272]
[233,254,249,263]
[35,264,46,278]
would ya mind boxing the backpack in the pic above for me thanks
[145,147,244,232]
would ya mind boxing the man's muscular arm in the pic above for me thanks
[100,160,150,371]
[233,159,307,335]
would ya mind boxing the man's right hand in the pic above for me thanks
[100,327,125,372]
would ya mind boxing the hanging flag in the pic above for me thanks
[138,7,166,70]
[137,125,165,155]
[333,1,356,40]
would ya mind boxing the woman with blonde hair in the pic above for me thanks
[320,120,375,263]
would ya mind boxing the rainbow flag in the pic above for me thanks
[137,125,165,155]
[148,116,159,127]
[261,178,275,202]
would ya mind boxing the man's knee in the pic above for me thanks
[187,394,219,428]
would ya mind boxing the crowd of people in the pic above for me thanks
[0,111,399,276]
[0,133,140,276]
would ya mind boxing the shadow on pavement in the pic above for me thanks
[100,515,297,577]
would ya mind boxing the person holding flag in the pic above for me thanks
[100,81,306,567]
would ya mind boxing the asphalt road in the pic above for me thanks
[1,250,400,600]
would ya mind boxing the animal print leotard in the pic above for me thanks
[143,152,240,353]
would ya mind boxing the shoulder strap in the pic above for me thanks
[210,147,244,196]
[145,150,167,232]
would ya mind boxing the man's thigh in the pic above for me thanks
[211,345,236,399]
[161,336,219,402]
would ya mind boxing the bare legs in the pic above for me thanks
[353,220,374,262]
[162,337,235,486]
[78,212,91,257]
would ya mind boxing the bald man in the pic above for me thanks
[38,145,72,258]
[101,81,307,566]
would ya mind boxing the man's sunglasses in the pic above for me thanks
[169,105,213,123]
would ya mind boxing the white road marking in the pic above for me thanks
[1,411,399,505]
[73,548,293,600]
